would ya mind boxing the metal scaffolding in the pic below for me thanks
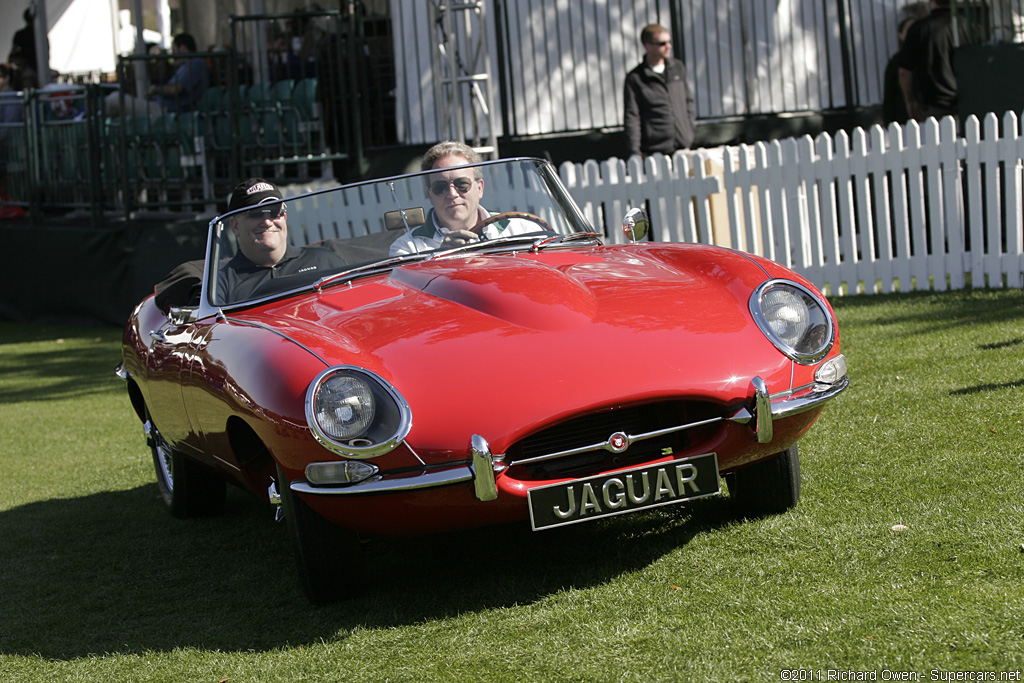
[429,1,499,159]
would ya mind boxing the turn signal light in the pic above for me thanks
[305,460,380,486]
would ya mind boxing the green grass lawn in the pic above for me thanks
[1,288,1022,682]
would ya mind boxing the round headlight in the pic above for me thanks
[750,280,834,364]
[305,367,412,458]
[313,374,376,440]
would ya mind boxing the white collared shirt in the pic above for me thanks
[388,206,538,256]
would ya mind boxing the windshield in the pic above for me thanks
[204,157,594,309]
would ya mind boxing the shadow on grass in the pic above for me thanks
[829,287,1024,335]
[0,323,124,403]
[978,337,1023,350]
[0,321,121,346]
[0,482,738,660]
[949,377,1024,395]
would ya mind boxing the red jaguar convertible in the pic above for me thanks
[118,157,848,603]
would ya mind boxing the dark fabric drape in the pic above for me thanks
[0,218,206,327]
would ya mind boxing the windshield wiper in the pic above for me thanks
[434,233,559,257]
[314,253,426,292]
[528,232,603,251]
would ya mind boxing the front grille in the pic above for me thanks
[506,401,720,481]
[519,407,648,460]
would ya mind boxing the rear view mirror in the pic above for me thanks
[385,207,426,231]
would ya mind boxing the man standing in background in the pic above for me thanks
[7,7,38,89]
[898,0,969,121]
[623,23,696,158]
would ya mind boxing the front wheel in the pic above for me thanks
[149,416,226,518]
[727,445,801,517]
[276,465,366,604]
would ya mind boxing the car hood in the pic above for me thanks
[238,243,788,450]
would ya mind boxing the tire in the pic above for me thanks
[149,416,226,519]
[276,465,366,604]
[728,445,801,517]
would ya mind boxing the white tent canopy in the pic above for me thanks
[0,0,310,82]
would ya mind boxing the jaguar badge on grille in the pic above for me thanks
[608,432,629,452]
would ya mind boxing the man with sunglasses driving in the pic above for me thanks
[389,141,539,256]
[623,23,696,159]
[218,178,346,303]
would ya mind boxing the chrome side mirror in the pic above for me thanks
[622,207,649,243]
[168,306,198,326]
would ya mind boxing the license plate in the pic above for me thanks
[527,453,721,531]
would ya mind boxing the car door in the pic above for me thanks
[144,314,204,454]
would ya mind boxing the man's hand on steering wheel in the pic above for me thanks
[439,229,480,248]
[439,212,554,249]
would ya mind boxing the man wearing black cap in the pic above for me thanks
[217,178,346,304]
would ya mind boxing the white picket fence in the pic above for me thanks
[561,112,1024,296]
[283,111,1024,297]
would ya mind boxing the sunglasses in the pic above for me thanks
[246,203,285,220]
[428,177,476,196]
[650,40,671,46]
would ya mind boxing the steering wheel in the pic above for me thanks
[475,211,553,235]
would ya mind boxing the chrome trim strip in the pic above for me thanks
[402,442,427,467]
[512,415,729,468]
[290,464,473,496]
[510,374,849,468]
[223,317,327,366]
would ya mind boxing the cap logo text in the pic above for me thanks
[247,182,275,195]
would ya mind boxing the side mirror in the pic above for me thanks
[622,207,649,243]
[168,306,198,325]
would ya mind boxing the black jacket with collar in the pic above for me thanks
[623,56,696,157]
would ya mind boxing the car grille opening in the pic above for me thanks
[505,401,721,482]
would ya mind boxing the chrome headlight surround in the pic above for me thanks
[305,366,412,459]
[749,279,835,364]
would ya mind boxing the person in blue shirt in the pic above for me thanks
[104,33,209,117]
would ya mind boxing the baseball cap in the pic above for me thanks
[228,178,283,212]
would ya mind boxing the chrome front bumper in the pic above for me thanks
[289,368,849,501]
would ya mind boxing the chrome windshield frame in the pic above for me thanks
[192,157,595,320]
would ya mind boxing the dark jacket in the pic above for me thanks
[623,57,696,157]
[897,8,970,117]
[882,52,909,124]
